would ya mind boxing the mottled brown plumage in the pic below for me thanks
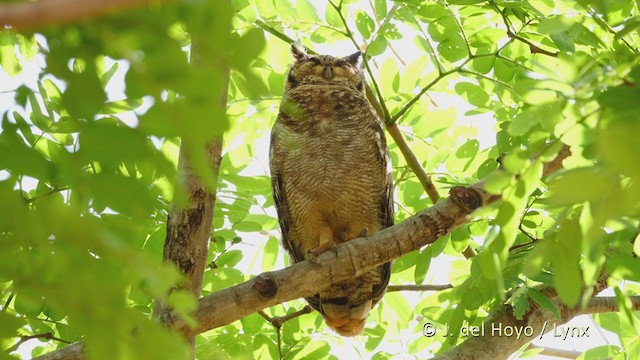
[269,44,393,336]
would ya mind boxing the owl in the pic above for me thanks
[269,44,394,336]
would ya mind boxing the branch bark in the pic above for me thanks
[153,25,230,358]
[0,0,172,31]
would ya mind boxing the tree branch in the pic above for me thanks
[259,305,314,329]
[0,0,172,31]
[258,306,312,359]
[386,124,440,204]
[6,332,71,353]
[152,25,230,360]
[506,29,559,57]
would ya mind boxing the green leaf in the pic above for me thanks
[13,293,44,317]
[448,0,486,4]
[12,111,36,145]
[62,66,107,120]
[454,82,489,108]
[549,32,575,53]
[99,61,119,86]
[450,227,471,253]
[483,171,513,195]
[551,218,582,306]
[0,132,54,180]
[509,101,564,136]
[364,324,386,351]
[262,236,279,271]
[547,167,614,206]
[367,35,388,57]
[528,288,560,319]
[374,0,387,21]
[0,312,26,338]
[102,99,144,114]
[437,34,467,63]
[231,28,266,70]
[0,31,20,76]
[217,250,243,267]
[469,28,504,48]
[297,0,319,22]
[598,119,640,180]
[355,11,376,39]
[27,92,51,131]
[537,16,575,34]
[325,5,343,28]
[414,247,432,285]
[578,345,621,360]
[510,289,530,320]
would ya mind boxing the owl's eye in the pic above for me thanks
[307,57,322,65]
[334,60,347,67]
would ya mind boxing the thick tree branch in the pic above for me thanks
[0,0,172,31]
[153,29,230,358]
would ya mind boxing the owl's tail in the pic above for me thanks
[312,262,390,337]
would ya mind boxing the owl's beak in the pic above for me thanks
[323,65,333,80]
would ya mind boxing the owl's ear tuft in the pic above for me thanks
[291,43,309,62]
[344,51,361,66]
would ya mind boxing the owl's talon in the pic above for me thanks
[306,243,338,260]
[358,227,369,238]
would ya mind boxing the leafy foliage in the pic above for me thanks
[1,0,640,359]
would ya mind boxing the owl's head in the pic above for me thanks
[285,44,364,92]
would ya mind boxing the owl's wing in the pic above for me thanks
[372,122,394,306]
[270,170,303,262]
[270,127,323,311]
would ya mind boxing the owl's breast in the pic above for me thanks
[271,84,387,199]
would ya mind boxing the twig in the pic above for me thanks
[2,292,15,312]
[588,10,639,55]
[6,332,72,353]
[506,29,559,57]
[23,187,71,204]
[490,3,558,58]
[462,246,477,259]
[386,124,440,204]
[388,284,453,292]
[259,305,313,329]
[367,3,405,66]
[328,0,391,121]
[259,306,313,360]
[517,223,538,243]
